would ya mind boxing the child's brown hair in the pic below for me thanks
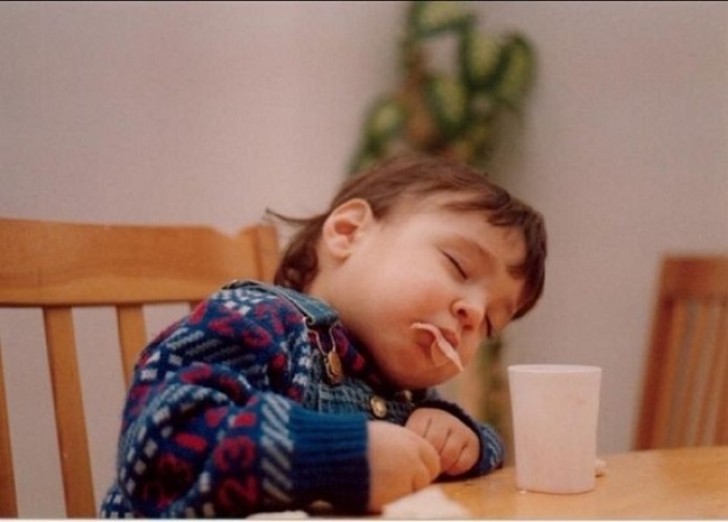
[269,154,547,319]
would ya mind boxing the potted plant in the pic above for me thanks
[349,0,535,173]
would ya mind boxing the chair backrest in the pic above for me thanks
[0,217,279,517]
[634,255,728,450]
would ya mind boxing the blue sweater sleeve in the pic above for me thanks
[109,291,369,517]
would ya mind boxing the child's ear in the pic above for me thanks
[321,198,374,259]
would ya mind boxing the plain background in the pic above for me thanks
[2,1,727,516]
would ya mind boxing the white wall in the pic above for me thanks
[1,1,406,230]
[1,1,727,516]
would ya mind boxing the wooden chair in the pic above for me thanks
[634,255,728,450]
[0,217,279,517]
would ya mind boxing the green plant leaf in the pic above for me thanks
[460,28,505,91]
[408,0,475,39]
[467,116,499,157]
[365,97,407,149]
[425,74,468,139]
[493,34,535,109]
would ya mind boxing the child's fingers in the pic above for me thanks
[404,410,431,438]
[405,409,448,452]
[440,434,479,475]
[438,432,466,473]
[415,436,442,483]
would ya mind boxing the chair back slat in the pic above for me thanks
[674,301,713,445]
[650,299,686,447]
[0,343,18,517]
[714,303,728,443]
[695,301,726,444]
[43,306,96,517]
[635,255,728,449]
[0,217,279,517]
[116,305,148,388]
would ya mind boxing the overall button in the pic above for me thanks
[396,389,413,402]
[370,395,388,419]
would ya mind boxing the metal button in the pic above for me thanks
[324,351,344,385]
[370,395,388,419]
[399,390,413,402]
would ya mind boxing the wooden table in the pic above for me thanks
[438,446,728,518]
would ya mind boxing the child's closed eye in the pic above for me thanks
[443,251,468,279]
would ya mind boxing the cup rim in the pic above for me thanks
[508,364,601,374]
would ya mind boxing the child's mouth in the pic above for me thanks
[411,322,464,372]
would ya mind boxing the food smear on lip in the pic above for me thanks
[411,322,464,372]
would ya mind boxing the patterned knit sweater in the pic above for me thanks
[100,280,504,518]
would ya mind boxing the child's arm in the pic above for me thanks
[405,391,505,478]
[110,293,370,517]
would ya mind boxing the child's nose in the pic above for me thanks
[452,298,485,331]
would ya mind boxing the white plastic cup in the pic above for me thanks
[508,364,602,494]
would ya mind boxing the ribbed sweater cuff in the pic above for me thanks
[289,407,369,511]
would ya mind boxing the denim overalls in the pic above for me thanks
[226,280,422,425]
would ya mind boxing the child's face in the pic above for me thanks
[312,194,527,390]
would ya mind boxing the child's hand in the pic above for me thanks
[405,408,479,477]
[367,420,441,512]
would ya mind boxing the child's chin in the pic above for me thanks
[391,367,453,390]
